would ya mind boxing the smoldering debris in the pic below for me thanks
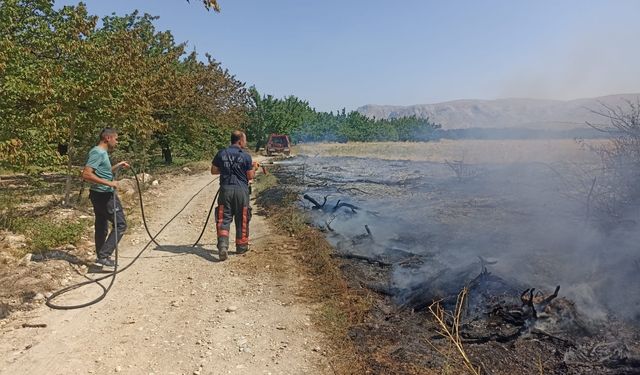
[270,145,640,373]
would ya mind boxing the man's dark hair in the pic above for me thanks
[99,128,118,141]
[231,130,245,144]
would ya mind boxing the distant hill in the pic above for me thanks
[357,94,640,130]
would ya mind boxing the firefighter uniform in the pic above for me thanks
[212,144,252,259]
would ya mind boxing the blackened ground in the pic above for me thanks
[271,145,640,374]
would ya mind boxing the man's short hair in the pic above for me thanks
[231,130,245,144]
[99,128,118,141]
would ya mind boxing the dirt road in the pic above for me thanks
[0,169,327,374]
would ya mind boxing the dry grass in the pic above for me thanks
[537,354,545,375]
[257,187,373,374]
[252,172,278,196]
[428,288,481,375]
[298,139,605,164]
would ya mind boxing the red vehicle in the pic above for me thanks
[265,134,291,156]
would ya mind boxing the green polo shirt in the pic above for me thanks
[85,146,114,193]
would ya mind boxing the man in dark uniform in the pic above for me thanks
[211,130,255,261]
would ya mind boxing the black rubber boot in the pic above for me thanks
[217,236,229,261]
[236,244,249,254]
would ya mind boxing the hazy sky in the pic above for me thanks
[54,0,640,112]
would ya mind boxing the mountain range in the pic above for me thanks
[357,94,640,130]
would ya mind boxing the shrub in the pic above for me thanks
[12,217,88,254]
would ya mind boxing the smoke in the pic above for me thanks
[500,23,640,101]
[294,140,640,323]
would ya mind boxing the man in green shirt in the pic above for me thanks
[82,128,129,268]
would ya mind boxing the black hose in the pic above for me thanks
[46,169,215,310]
[192,187,220,247]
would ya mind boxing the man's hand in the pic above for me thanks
[114,161,130,170]
[110,181,119,189]
[211,164,221,175]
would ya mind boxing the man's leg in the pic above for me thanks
[94,216,109,256]
[97,194,127,261]
[233,188,251,254]
[89,191,109,259]
[215,188,234,261]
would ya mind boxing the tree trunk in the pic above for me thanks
[63,123,75,207]
[162,146,173,164]
[254,140,264,152]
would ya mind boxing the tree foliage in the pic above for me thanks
[186,0,221,12]
[244,89,441,147]
[246,87,314,149]
[295,110,441,143]
[0,0,249,174]
[0,0,438,187]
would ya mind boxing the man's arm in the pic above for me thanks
[82,166,117,189]
[246,168,256,180]
[111,161,130,173]
[246,156,256,181]
[211,151,222,175]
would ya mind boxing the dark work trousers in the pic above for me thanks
[89,190,127,259]
[215,185,251,249]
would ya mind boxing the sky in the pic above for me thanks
[54,0,640,112]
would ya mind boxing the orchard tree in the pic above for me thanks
[0,0,64,168]
[246,88,313,149]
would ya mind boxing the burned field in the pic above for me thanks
[275,141,640,374]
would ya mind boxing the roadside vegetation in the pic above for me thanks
[253,171,371,373]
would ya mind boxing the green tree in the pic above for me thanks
[0,1,250,205]
[294,109,440,143]
[246,88,313,149]
[0,0,63,168]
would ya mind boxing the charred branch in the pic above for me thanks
[520,285,561,316]
[303,194,327,209]
[521,288,537,319]
[325,215,336,232]
[530,328,576,347]
[351,225,374,243]
[332,251,392,267]
[303,194,360,214]
[461,326,526,344]
[541,285,561,305]
[359,281,393,296]
[333,200,360,213]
